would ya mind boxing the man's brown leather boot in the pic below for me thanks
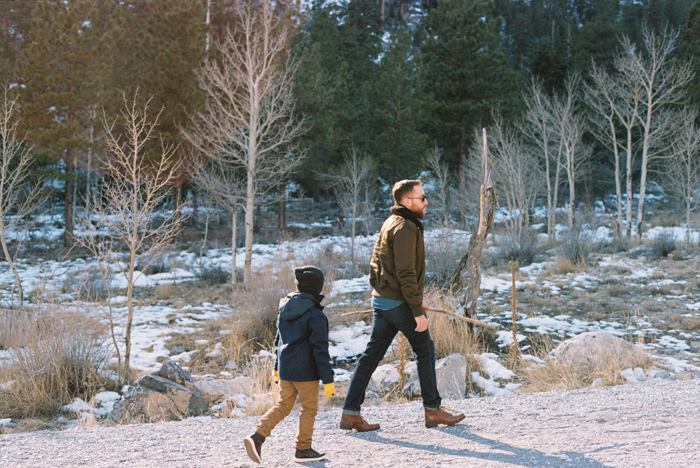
[424,407,466,428]
[339,414,380,432]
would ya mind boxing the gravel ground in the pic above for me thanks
[1,378,699,468]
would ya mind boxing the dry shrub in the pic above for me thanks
[0,308,33,349]
[557,228,593,266]
[519,337,652,393]
[61,266,111,302]
[425,230,468,286]
[423,289,485,359]
[242,355,278,417]
[155,283,172,301]
[496,228,540,267]
[0,304,111,418]
[548,256,578,275]
[650,231,677,258]
[229,264,297,350]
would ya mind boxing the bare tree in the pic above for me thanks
[183,1,306,283]
[489,113,544,238]
[615,28,694,239]
[190,154,246,286]
[0,87,44,308]
[77,93,184,386]
[549,74,591,229]
[447,129,496,321]
[426,144,452,228]
[661,109,700,247]
[519,79,560,242]
[322,146,377,271]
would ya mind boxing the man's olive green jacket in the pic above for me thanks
[369,205,425,317]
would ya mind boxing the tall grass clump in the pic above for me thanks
[650,231,676,258]
[0,305,111,418]
[228,264,297,351]
[519,337,652,393]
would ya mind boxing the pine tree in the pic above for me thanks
[292,0,382,193]
[371,26,429,180]
[422,0,523,168]
[18,0,118,246]
[678,0,700,113]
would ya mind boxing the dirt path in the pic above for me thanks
[1,378,699,467]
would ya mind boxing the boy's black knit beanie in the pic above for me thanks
[294,265,324,295]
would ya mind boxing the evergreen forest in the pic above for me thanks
[2,0,700,246]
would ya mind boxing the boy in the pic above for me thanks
[244,265,335,464]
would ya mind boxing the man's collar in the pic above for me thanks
[391,204,424,231]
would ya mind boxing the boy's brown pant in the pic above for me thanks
[255,380,319,450]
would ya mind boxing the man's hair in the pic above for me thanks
[392,179,423,205]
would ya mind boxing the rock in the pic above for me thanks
[108,374,208,422]
[404,354,468,399]
[553,331,647,371]
[437,354,468,399]
[193,376,254,402]
[154,360,193,386]
[591,378,605,388]
[367,363,402,393]
[368,353,468,400]
[647,369,675,380]
[620,367,646,383]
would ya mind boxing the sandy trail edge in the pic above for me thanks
[1,378,698,468]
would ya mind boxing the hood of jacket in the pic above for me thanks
[278,291,325,321]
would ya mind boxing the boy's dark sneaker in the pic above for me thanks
[244,432,265,464]
[294,448,326,463]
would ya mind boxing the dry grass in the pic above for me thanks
[155,283,172,301]
[548,256,579,275]
[518,337,653,393]
[0,303,113,419]
[423,289,486,358]
[229,264,297,351]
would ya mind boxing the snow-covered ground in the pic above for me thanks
[2,210,700,426]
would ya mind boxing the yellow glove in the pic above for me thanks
[323,382,335,396]
[273,370,279,383]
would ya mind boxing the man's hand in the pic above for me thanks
[414,314,428,332]
[323,382,336,396]
[273,370,279,384]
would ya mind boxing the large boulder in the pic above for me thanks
[403,353,467,399]
[553,331,647,370]
[193,376,254,403]
[368,353,468,400]
[108,374,207,423]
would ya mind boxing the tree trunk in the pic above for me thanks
[64,158,75,247]
[0,226,22,307]
[625,128,633,239]
[244,170,254,283]
[232,209,238,286]
[463,130,496,319]
[279,181,286,238]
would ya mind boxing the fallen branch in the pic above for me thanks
[341,307,496,330]
[426,307,497,330]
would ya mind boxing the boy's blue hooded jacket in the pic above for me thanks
[273,291,334,384]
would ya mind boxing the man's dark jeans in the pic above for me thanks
[342,303,441,414]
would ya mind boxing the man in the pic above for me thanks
[339,180,465,432]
